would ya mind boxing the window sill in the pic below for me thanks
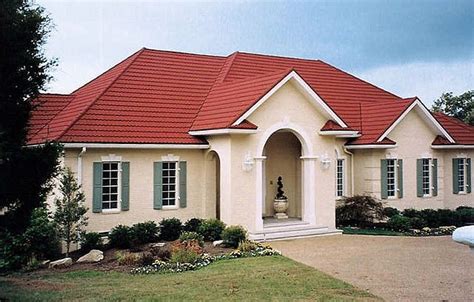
[161,206,179,210]
[101,209,121,214]
[457,191,467,195]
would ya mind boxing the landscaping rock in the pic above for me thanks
[40,260,50,268]
[213,240,224,247]
[77,249,104,263]
[49,257,72,268]
[151,242,166,248]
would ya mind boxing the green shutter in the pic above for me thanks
[467,158,472,194]
[416,159,423,197]
[153,162,163,210]
[179,161,187,208]
[121,162,130,211]
[432,159,438,196]
[453,158,460,194]
[380,159,388,199]
[92,162,103,213]
[397,159,403,198]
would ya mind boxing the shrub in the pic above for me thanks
[336,195,385,227]
[80,232,103,251]
[0,232,30,271]
[131,221,159,244]
[150,245,171,261]
[159,218,182,241]
[198,218,226,241]
[24,207,61,260]
[409,217,427,230]
[140,252,155,266]
[109,225,133,249]
[456,206,474,225]
[387,215,412,232]
[115,251,140,266]
[382,207,400,218]
[183,218,203,233]
[170,249,199,264]
[435,209,459,226]
[401,208,420,218]
[179,231,204,247]
[237,240,259,252]
[221,225,247,248]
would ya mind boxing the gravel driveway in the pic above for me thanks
[271,235,473,301]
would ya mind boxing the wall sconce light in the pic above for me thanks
[320,153,331,170]
[242,152,254,172]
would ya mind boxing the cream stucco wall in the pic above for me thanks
[353,108,473,210]
[59,148,215,232]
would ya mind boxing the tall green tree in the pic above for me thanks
[53,168,88,257]
[432,91,474,126]
[0,0,61,231]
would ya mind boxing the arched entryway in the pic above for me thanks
[263,131,302,220]
[205,150,220,219]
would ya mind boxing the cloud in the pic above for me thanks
[354,60,473,106]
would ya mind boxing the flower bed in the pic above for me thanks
[407,226,456,236]
[131,243,281,274]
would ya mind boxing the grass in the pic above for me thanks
[0,256,379,301]
[342,227,404,236]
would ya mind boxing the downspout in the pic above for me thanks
[343,146,354,196]
[77,147,87,186]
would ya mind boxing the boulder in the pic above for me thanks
[77,249,104,263]
[213,240,224,247]
[40,260,51,268]
[49,257,72,269]
[151,242,166,248]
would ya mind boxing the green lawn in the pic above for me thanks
[342,227,404,236]
[0,256,379,301]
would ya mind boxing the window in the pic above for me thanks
[162,162,178,207]
[102,162,119,210]
[422,158,431,196]
[336,159,345,197]
[386,159,396,197]
[457,158,467,193]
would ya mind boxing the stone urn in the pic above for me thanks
[273,176,289,219]
[273,198,289,219]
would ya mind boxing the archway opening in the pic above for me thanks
[205,151,221,220]
[262,130,302,221]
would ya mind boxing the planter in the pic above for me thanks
[273,198,289,219]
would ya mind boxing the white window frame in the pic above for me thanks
[422,158,432,197]
[101,160,121,213]
[457,158,467,194]
[161,161,179,209]
[335,158,345,198]
[386,159,397,199]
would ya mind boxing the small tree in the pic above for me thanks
[336,195,385,227]
[53,168,88,256]
[275,176,287,199]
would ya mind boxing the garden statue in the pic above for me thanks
[273,176,289,219]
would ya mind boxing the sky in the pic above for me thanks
[38,0,473,105]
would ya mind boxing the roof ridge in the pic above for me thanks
[142,47,227,59]
[56,48,146,141]
[215,52,239,84]
[236,50,323,63]
[317,59,404,101]
[435,112,474,130]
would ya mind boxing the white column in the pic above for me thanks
[301,156,317,225]
[254,156,266,232]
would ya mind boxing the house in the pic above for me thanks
[28,48,473,240]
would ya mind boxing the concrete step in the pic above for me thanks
[249,225,342,241]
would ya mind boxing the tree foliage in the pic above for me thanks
[0,0,61,231]
[336,195,385,227]
[432,91,474,126]
[53,168,88,256]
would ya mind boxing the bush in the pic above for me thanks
[401,208,419,218]
[109,225,133,249]
[198,219,226,241]
[456,206,474,225]
[131,221,159,244]
[159,218,182,241]
[170,249,199,264]
[140,252,155,266]
[24,207,61,260]
[336,195,385,227]
[387,215,412,232]
[221,225,247,248]
[80,232,103,251]
[183,218,203,233]
[382,207,400,218]
[434,209,459,226]
[115,251,140,266]
[237,240,259,252]
[409,217,427,230]
[0,232,30,271]
[150,245,171,261]
[179,231,204,247]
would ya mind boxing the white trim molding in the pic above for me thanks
[431,145,474,149]
[345,144,398,150]
[161,154,180,161]
[232,70,348,128]
[101,154,122,162]
[56,143,210,149]
[377,99,455,143]
[188,129,257,136]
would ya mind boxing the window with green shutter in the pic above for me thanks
[381,159,402,199]
[453,158,471,194]
[417,158,436,197]
[92,160,128,212]
[153,160,187,209]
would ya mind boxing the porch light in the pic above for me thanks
[242,152,254,172]
[320,154,331,170]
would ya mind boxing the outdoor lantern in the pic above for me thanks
[320,154,331,170]
[242,152,254,172]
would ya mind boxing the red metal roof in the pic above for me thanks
[28,48,473,146]
[433,113,474,145]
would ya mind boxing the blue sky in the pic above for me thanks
[39,0,473,105]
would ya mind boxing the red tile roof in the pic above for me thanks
[28,48,473,146]
[433,113,474,145]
